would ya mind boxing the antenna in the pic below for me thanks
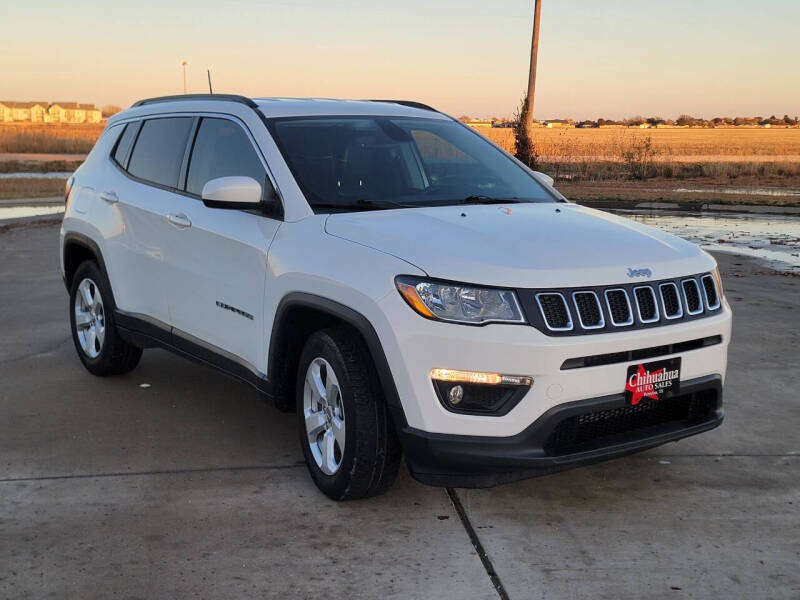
[207,70,213,94]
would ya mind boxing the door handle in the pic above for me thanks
[99,190,118,203]
[166,213,192,228]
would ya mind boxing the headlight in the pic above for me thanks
[395,277,525,325]
[711,266,724,299]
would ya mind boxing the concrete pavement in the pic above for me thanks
[1,222,798,599]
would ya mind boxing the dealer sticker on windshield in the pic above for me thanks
[624,358,681,406]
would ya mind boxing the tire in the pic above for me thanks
[69,260,142,376]
[296,327,401,500]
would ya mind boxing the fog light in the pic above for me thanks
[448,385,464,405]
[431,368,533,416]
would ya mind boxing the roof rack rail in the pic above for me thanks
[369,99,438,112]
[131,94,258,108]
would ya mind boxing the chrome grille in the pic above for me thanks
[633,286,659,323]
[522,271,722,336]
[659,282,683,319]
[682,279,703,315]
[572,291,604,329]
[604,289,633,326]
[701,275,720,310]
[535,293,573,331]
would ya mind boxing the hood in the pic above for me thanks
[324,203,715,288]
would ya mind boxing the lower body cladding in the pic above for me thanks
[399,375,723,487]
[377,293,732,487]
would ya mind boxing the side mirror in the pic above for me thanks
[201,176,263,209]
[532,171,555,187]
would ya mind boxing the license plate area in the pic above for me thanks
[624,357,681,406]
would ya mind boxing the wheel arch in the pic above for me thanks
[62,233,117,307]
[268,292,407,427]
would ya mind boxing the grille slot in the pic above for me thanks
[572,291,604,329]
[544,389,718,455]
[535,293,573,331]
[701,275,720,310]
[633,286,659,323]
[659,282,683,319]
[560,335,723,370]
[604,289,633,326]
[682,279,703,315]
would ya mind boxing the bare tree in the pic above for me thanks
[101,105,122,118]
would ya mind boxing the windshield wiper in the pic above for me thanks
[458,195,522,205]
[311,199,413,212]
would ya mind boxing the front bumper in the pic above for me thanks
[400,374,723,488]
[376,289,732,438]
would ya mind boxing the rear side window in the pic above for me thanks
[127,117,193,188]
[112,122,139,167]
[186,118,267,197]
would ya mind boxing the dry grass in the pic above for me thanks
[480,127,800,186]
[483,127,800,158]
[0,159,82,173]
[0,123,104,154]
[0,178,65,199]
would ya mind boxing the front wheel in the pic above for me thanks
[296,328,401,500]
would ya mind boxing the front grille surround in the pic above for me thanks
[535,292,573,332]
[701,274,720,310]
[633,285,660,323]
[517,272,722,336]
[682,279,704,315]
[571,291,605,329]
[659,282,684,319]
[604,288,634,326]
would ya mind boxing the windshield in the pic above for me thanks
[267,116,557,212]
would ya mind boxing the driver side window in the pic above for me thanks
[185,118,270,198]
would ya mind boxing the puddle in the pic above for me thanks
[613,210,800,273]
[0,172,72,179]
[673,187,800,198]
[0,205,64,220]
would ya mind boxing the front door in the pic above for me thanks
[160,116,281,375]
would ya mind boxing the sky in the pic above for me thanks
[3,0,799,120]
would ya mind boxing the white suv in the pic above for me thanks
[60,95,731,500]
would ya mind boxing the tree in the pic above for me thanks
[101,105,122,118]
[513,95,538,169]
[457,115,471,123]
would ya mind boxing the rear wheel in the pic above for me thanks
[69,261,142,376]
[296,328,401,500]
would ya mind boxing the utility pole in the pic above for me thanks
[181,60,188,94]
[525,0,542,135]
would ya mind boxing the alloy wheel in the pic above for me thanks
[74,278,106,359]
[303,357,346,475]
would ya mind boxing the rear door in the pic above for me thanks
[106,116,194,327]
[159,115,282,374]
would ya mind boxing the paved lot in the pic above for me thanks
[1,220,798,599]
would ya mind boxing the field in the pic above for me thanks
[1,123,799,205]
[480,127,800,205]
[0,178,65,200]
[0,123,104,154]
[482,127,800,159]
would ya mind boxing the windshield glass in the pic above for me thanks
[267,116,557,212]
